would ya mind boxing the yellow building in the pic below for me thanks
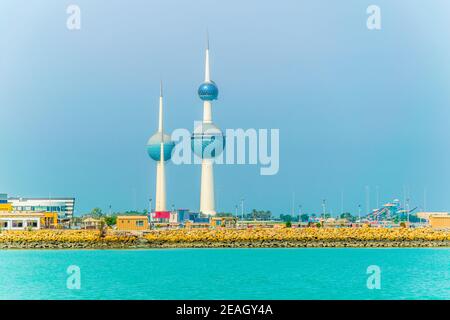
[41,212,59,228]
[429,215,450,229]
[116,216,148,231]
[0,203,12,211]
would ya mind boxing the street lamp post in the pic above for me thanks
[322,199,326,220]
[149,198,153,227]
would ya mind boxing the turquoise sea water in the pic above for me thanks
[0,248,449,300]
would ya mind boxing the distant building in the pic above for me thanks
[153,211,171,223]
[0,194,62,229]
[428,215,450,229]
[176,209,190,222]
[0,194,11,211]
[8,196,75,219]
[0,194,7,204]
[416,212,449,220]
[167,209,196,224]
[169,211,178,224]
[81,217,103,230]
[117,216,148,231]
[0,211,44,230]
[210,217,237,228]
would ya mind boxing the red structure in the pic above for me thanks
[153,211,170,219]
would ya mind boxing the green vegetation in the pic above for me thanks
[340,212,356,222]
[104,216,117,226]
[247,210,272,220]
[90,207,103,217]
[216,212,233,217]
[300,214,309,222]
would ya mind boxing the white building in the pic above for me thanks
[8,197,75,218]
[0,212,44,230]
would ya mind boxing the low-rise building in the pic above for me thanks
[0,211,44,230]
[0,194,12,211]
[211,217,237,228]
[152,211,171,223]
[429,215,450,229]
[0,203,12,211]
[117,215,148,231]
[416,212,449,220]
[81,217,103,230]
[42,212,59,228]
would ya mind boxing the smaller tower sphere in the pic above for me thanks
[198,81,219,101]
[147,133,175,161]
[191,123,225,159]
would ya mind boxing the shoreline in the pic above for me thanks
[2,240,450,249]
[2,228,450,249]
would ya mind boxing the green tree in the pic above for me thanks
[340,212,355,222]
[286,221,292,228]
[280,214,293,222]
[104,216,117,226]
[90,207,103,217]
[300,214,309,222]
[217,212,233,217]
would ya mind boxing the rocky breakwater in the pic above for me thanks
[142,227,450,248]
[0,230,140,249]
[1,227,450,249]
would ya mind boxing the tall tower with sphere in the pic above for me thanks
[191,37,225,216]
[147,83,175,216]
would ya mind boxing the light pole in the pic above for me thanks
[298,205,302,223]
[235,205,238,218]
[241,198,244,221]
[322,199,326,220]
[149,198,153,224]
[358,204,362,222]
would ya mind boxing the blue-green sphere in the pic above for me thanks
[147,133,175,161]
[198,81,219,101]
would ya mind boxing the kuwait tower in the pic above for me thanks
[191,37,225,216]
[147,83,175,217]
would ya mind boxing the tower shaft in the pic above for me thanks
[155,147,166,212]
[155,84,167,213]
[199,41,216,216]
[200,158,215,215]
[203,101,212,123]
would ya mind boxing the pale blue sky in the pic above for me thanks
[1,1,450,215]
